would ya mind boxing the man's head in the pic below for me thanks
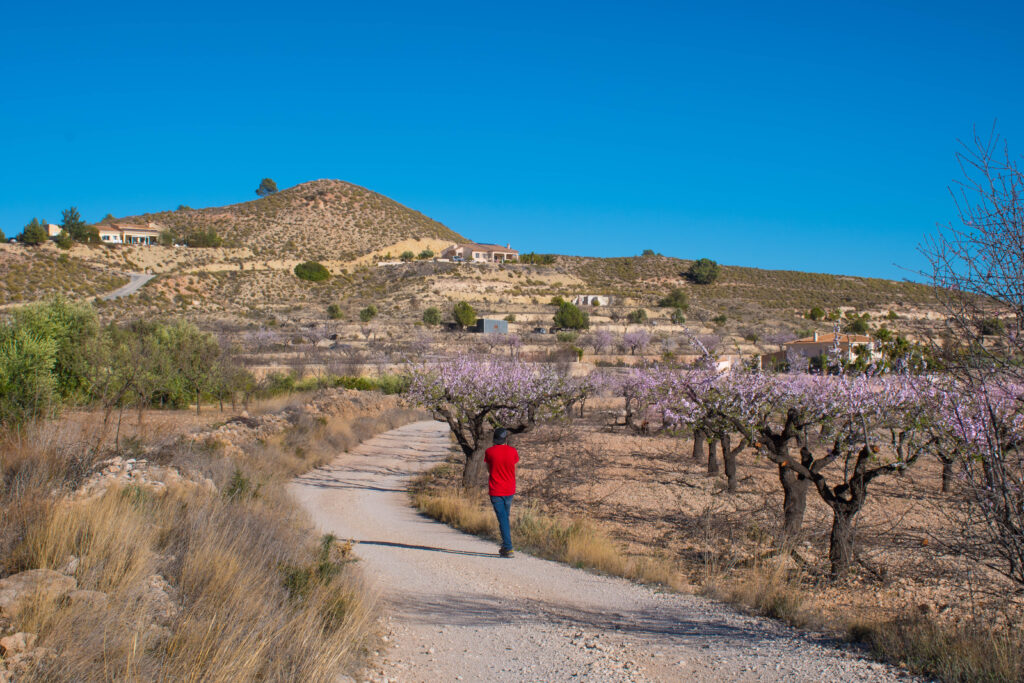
[493,427,509,445]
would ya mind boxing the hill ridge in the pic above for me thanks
[120,179,466,261]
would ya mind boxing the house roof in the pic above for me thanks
[447,242,517,253]
[785,333,872,346]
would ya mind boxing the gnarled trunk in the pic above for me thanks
[692,429,707,460]
[779,464,808,545]
[707,438,720,476]
[721,434,739,492]
[941,457,955,493]
[829,506,858,578]
[462,447,488,488]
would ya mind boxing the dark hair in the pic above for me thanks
[493,427,509,445]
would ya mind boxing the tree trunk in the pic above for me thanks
[721,434,737,492]
[941,458,955,493]
[692,430,706,460]
[779,464,808,545]
[707,438,720,476]
[196,389,201,415]
[462,447,488,488]
[829,506,857,578]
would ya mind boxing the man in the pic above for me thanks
[484,427,519,558]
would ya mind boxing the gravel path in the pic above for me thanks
[291,420,915,682]
[101,272,154,300]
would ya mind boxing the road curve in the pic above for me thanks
[101,272,154,300]
[290,420,910,683]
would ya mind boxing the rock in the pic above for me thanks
[0,569,76,618]
[132,574,178,627]
[0,632,37,656]
[63,589,109,610]
[57,555,80,576]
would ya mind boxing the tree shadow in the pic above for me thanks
[354,539,496,558]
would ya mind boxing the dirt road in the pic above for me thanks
[101,272,154,300]
[291,420,911,682]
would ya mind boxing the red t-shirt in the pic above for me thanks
[484,444,519,497]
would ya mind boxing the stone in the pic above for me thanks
[0,632,37,656]
[0,569,76,618]
[63,589,109,610]
[57,555,80,576]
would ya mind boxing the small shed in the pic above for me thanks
[475,318,508,334]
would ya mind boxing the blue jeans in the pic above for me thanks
[490,495,514,551]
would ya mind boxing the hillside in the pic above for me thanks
[0,245,128,306]
[119,179,466,260]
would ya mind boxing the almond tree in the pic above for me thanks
[408,358,588,487]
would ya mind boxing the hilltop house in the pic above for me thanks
[762,331,878,369]
[97,224,161,245]
[441,242,519,263]
[46,224,62,238]
[572,294,610,306]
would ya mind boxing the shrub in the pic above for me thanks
[807,306,825,321]
[158,230,175,246]
[641,249,656,256]
[54,230,73,250]
[358,305,378,323]
[518,252,556,265]
[979,317,1006,336]
[626,309,648,325]
[294,261,330,282]
[418,249,434,259]
[845,317,869,334]
[712,314,727,325]
[549,296,566,306]
[400,251,415,262]
[670,308,686,324]
[327,304,344,320]
[556,331,579,343]
[503,314,516,322]
[553,301,589,330]
[18,218,48,245]
[687,258,721,284]
[185,228,223,248]
[453,301,477,328]
[422,307,442,326]
[658,288,689,310]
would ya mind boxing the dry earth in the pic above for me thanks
[291,421,916,682]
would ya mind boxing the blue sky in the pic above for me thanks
[2,1,1021,279]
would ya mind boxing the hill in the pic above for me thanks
[0,245,128,306]
[119,179,466,260]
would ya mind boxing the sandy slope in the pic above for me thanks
[290,421,913,683]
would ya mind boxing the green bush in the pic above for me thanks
[358,305,378,323]
[807,306,825,321]
[627,309,648,325]
[400,251,415,262]
[418,249,434,259]
[658,288,689,310]
[327,304,344,320]
[503,314,516,322]
[18,218,48,246]
[186,228,223,248]
[979,318,1006,336]
[556,331,579,343]
[0,327,58,427]
[54,230,73,250]
[294,261,330,282]
[553,301,589,330]
[687,258,720,285]
[712,314,727,325]
[670,308,686,324]
[422,307,442,326]
[453,301,477,328]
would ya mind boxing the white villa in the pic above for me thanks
[97,224,161,245]
[441,242,519,263]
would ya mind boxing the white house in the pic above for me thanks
[98,223,161,245]
[441,242,519,263]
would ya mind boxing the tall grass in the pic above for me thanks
[0,393,425,681]
[412,485,682,589]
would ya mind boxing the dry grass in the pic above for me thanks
[0,393,425,681]
[412,479,683,591]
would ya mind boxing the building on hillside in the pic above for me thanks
[572,294,610,307]
[441,242,519,263]
[47,224,62,238]
[761,331,878,370]
[98,224,161,245]
[475,318,508,334]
